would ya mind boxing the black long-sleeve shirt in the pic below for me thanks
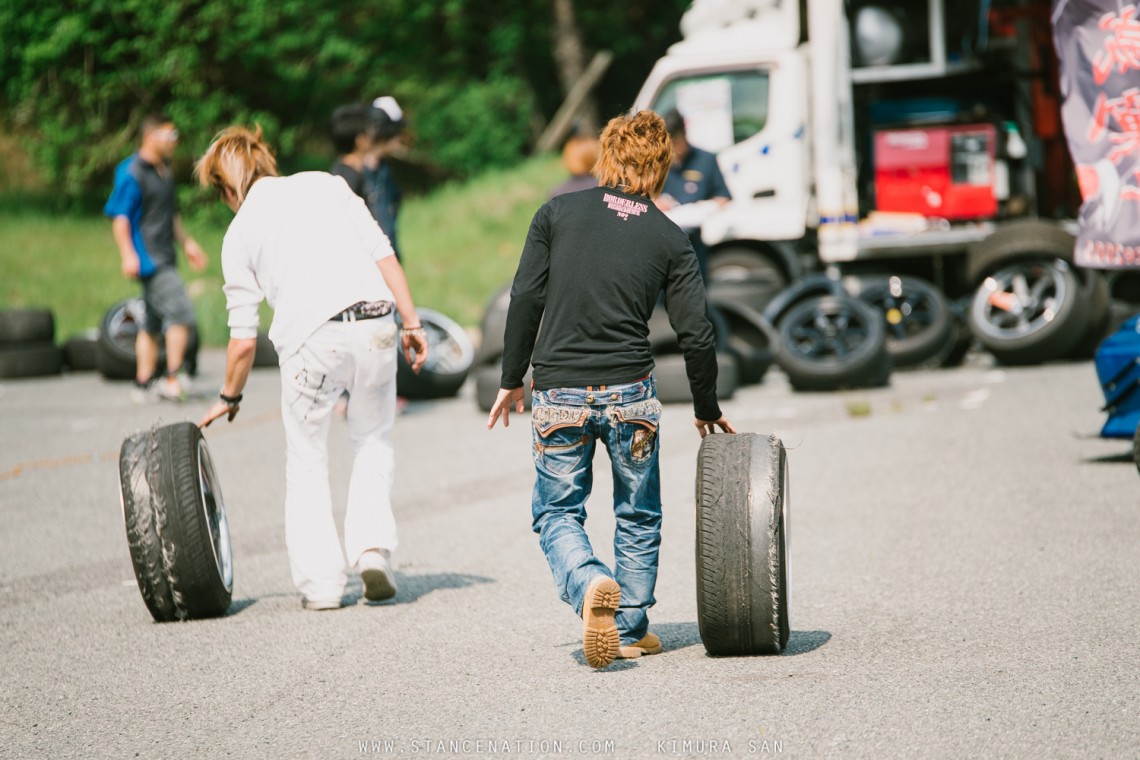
[501,185,722,421]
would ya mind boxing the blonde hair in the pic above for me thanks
[195,124,279,207]
[562,134,598,176]
[592,111,672,198]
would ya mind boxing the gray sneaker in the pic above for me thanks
[357,549,397,601]
[131,378,158,405]
[154,373,187,402]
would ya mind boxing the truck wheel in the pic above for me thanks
[119,422,234,622]
[696,432,789,656]
[851,275,954,368]
[0,308,55,346]
[969,258,1089,365]
[709,247,788,289]
[396,308,475,399]
[775,295,891,391]
[710,298,777,385]
[474,361,533,413]
[652,352,739,404]
[0,343,63,378]
[474,284,512,366]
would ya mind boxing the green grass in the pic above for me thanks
[0,155,564,345]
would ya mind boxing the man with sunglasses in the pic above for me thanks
[105,113,208,402]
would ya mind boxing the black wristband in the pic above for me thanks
[220,391,243,405]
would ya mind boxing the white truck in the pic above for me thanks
[633,0,1115,371]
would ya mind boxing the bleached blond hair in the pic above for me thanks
[195,124,278,207]
[592,111,672,198]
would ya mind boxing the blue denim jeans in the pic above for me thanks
[530,375,662,644]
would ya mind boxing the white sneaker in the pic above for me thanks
[357,549,397,602]
[154,374,187,402]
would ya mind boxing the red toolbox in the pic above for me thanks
[873,124,998,220]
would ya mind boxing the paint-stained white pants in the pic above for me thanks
[279,317,399,601]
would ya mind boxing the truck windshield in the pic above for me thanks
[652,70,770,153]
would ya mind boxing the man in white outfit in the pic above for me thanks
[196,125,428,611]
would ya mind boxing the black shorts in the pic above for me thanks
[141,267,196,334]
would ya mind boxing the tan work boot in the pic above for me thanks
[581,576,621,668]
[618,631,663,659]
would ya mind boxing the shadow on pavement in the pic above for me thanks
[364,571,495,605]
[224,598,259,617]
[782,629,831,655]
[1082,450,1135,464]
[651,623,832,657]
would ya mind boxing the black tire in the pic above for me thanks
[709,298,777,385]
[850,275,954,368]
[696,432,789,656]
[253,332,279,368]
[1066,270,1112,359]
[474,361,533,413]
[96,299,200,380]
[63,329,100,372]
[775,295,891,391]
[396,308,475,399]
[119,422,234,622]
[474,284,513,366]
[0,343,63,379]
[1134,422,1140,478]
[648,304,730,353]
[707,278,785,315]
[0,308,54,346]
[968,258,1089,365]
[653,352,739,404]
[709,247,788,289]
[966,220,1076,283]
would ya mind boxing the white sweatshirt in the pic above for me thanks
[220,172,396,361]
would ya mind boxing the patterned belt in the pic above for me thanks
[329,300,394,322]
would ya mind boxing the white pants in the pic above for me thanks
[279,317,399,601]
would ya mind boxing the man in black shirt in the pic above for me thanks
[487,111,735,669]
[329,103,372,198]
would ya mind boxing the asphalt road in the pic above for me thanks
[1,351,1136,759]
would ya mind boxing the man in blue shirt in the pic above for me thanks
[104,113,208,401]
[656,110,732,281]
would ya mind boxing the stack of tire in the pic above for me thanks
[965,220,1112,364]
[0,308,64,379]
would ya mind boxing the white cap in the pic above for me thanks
[372,96,403,123]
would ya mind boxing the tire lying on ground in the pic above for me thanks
[707,297,777,385]
[696,432,789,656]
[0,308,55,346]
[0,343,64,379]
[474,361,533,413]
[96,299,200,380]
[850,275,954,368]
[63,329,100,372]
[119,422,233,622]
[396,308,475,399]
[774,294,891,391]
[966,221,1090,365]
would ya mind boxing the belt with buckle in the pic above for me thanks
[329,300,394,323]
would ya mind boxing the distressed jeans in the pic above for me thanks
[530,375,663,644]
[279,317,399,602]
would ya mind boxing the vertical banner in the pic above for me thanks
[1053,0,1140,268]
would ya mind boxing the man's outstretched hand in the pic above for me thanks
[487,387,526,430]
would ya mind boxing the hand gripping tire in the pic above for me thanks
[396,308,475,399]
[696,433,789,655]
[119,422,233,622]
